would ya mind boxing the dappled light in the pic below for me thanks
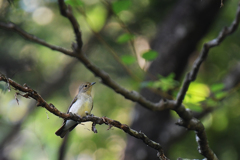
[1,0,240,160]
[32,7,54,25]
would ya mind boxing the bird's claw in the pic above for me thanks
[73,113,79,117]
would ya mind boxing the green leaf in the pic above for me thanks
[215,91,227,100]
[65,0,84,7]
[206,99,217,106]
[210,83,225,92]
[142,50,158,61]
[149,74,178,92]
[166,73,175,79]
[86,5,107,32]
[112,0,131,14]
[121,55,136,65]
[117,33,135,44]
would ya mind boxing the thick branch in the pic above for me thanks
[171,3,240,159]
[1,1,240,113]
[1,2,239,113]
[176,118,218,160]
[0,21,173,111]
[0,75,168,160]
[1,3,240,159]
[75,53,177,111]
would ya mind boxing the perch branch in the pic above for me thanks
[0,1,239,114]
[0,74,168,160]
[0,3,240,159]
[1,2,239,113]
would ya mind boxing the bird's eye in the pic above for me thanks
[85,85,88,87]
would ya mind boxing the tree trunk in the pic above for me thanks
[124,0,221,159]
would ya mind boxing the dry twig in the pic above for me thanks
[0,2,240,160]
[0,74,168,160]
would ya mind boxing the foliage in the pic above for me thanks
[120,55,136,65]
[142,50,158,61]
[65,0,84,7]
[142,73,179,92]
[117,33,135,44]
[112,0,131,14]
[0,0,240,160]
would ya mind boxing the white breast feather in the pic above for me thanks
[69,95,92,117]
[65,94,93,130]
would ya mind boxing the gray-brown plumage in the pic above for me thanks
[55,82,95,138]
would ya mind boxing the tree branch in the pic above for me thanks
[0,20,171,111]
[0,1,239,114]
[176,2,240,107]
[0,74,168,160]
[0,22,74,57]
[58,0,83,51]
[76,8,141,82]
[1,3,240,159]
[75,52,177,111]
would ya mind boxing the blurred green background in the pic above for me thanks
[1,0,240,160]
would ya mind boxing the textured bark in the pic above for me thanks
[124,0,221,159]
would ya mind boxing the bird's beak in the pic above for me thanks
[91,82,96,86]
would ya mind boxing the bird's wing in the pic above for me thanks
[91,102,93,111]
[67,96,78,113]
[63,96,78,123]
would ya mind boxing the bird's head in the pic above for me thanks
[78,82,96,95]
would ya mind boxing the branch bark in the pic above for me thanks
[58,0,83,50]
[0,22,73,56]
[1,1,240,112]
[0,74,168,160]
[176,2,240,107]
[0,1,240,159]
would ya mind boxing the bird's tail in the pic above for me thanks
[55,124,68,138]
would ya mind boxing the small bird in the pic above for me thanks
[55,82,96,138]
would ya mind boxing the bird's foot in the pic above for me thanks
[73,113,79,117]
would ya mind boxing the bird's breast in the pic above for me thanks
[69,96,93,117]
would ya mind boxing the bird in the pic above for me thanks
[55,82,96,138]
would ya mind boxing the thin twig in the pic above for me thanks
[0,75,169,160]
[0,21,173,111]
[102,0,138,58]
[171,2,240,160]
[58,0,83,50]
[176,2,240,108]
[0,0,239,114]
[0,22,74,56]
[1,3,240,159]
[76,8,141,81]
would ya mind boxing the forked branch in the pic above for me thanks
[0,74,168,160]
